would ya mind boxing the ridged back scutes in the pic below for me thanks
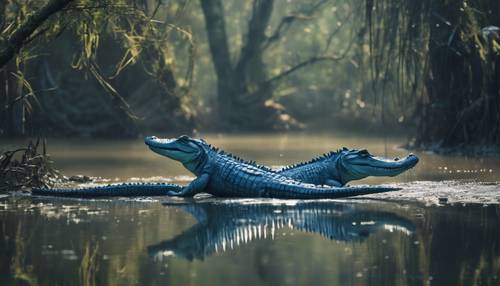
[279,150,342,172]
[207,144,274,172]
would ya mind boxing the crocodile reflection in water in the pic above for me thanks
[148,200,416,261]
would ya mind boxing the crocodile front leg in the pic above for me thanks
[168,173,210,197]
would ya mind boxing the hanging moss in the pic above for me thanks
[366,0,500,149]
[0,0,196,138]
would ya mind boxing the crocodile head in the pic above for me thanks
[145,135,209,174]
[333,148,419,184]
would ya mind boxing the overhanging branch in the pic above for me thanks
[264,42,352,86]
[324,8,355,53]
[264,29,356,87]
[262,0,329,50]
[265,55,344,86]
[0,0,75,68]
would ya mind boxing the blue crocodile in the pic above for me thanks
[131,135,398,199]
[278,147,418,187]
[148,200,416,261]
[32,136,418,198]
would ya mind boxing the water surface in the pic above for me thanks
[1,196,499,285]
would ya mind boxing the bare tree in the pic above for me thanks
[200,0,342,130]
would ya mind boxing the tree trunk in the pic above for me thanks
[200,0,281,131]
[200,0,237,127]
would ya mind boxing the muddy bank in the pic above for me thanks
[361,180,500,206]
[175,180,500,206]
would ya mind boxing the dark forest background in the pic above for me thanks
[1,0,499,151]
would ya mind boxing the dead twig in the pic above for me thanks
[0,139,65,192]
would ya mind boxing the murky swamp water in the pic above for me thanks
[1,134,499,285]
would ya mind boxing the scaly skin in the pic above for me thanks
[33,136,417,198]
[32,182,182,197]
[279,148,418,186]
[148,200,416,261]
[142,135,399,199]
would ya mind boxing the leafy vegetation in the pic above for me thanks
[0,0,498,149]
[1,0,195,137]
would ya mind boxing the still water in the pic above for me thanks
[1,134,500,285]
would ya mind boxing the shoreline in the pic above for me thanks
[3,179,499,206]
[361,180,500,206]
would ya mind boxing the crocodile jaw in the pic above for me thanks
[344,154,419,177]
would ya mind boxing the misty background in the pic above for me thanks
[1,0,499,151]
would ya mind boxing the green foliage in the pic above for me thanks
[1,0,196,137]
[3,0,496,142]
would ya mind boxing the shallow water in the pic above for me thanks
[1,133,500,285]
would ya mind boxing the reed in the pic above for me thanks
[0,138,64,192]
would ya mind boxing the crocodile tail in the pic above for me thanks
[32,183,184,197]
[267,184,400,199]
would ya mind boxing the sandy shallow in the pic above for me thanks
[150,179,500,206]
[359,180,500,206]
